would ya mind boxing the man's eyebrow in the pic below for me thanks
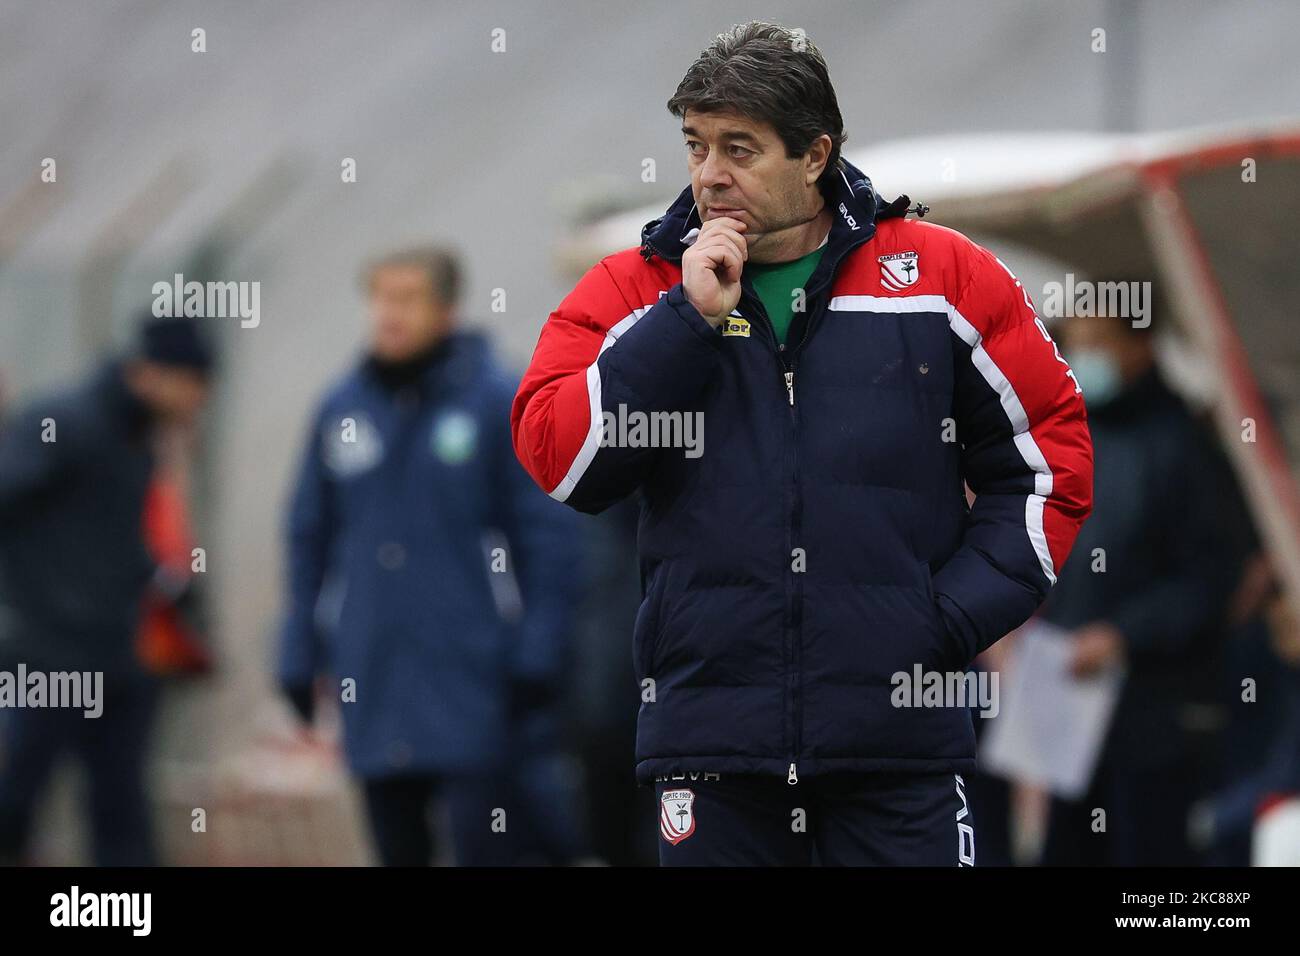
[681,125,762,145]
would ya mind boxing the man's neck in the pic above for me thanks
[115,365,160,435]
[367,333,453,391]
[748,202,833,265]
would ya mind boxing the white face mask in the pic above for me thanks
[1068,348,1123,408]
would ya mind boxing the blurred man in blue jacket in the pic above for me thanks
[0,316,213,865]
[277,245,582,865]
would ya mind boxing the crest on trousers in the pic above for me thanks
[878,251,920,291]
[660,789,696,845]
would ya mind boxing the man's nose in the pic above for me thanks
[698,149,732,189]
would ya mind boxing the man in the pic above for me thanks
[0,315,213,865]
[512,21,1093,866]
[278,245,582,866]
[1037,310,1242,866]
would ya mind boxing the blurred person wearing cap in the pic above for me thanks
[1035,309,1247,866]
[277,245,584,866]
[0,315,213,866]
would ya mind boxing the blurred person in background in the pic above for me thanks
[0,315,214,866]
[277,245,584,866]
[1242,587,1300,863]
[967,639,1017,866]
[568,497,658,865]
[1194,450,1300,864]
[1037,308,1247,866]
[1199,564,1300,864]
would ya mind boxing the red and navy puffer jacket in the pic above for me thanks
[512,159,1093,784]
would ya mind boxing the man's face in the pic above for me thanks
[129,362,210,424]
[1059,314,1153,385]
[682,109,827,260]
[367,264,451,362]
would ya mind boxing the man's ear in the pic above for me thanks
[804,134,833,186]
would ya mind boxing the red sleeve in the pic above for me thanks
[931,242,1094,659]
[512,260,631,497]
[511,258,722,511]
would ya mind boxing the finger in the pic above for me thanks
[700,221,749,253]
[702,241,743,284]
[700,215,748,235]
[712,227,749,261]
[700,230,748,267]
[718,244,743,284]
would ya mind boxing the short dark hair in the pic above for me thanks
[667,21,847,192]
[361,244,462,307]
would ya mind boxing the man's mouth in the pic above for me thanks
[705,204,745,218]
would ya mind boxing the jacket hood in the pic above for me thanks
[639,157,919,264]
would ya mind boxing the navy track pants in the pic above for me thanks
[654,771,976,866]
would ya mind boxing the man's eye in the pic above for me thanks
[728,145,752,159]
[685,141,704,155]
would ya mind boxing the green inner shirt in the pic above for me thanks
[746,243,826,345]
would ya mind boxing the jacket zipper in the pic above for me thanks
[773,230,876,786]
[785,341,802,785]
[658,217,877,787]
[738,288,803,785]
[648,227,805,781]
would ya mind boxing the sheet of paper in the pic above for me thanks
[979,619,1124,800]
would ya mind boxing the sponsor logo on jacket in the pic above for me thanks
[721,316,751,337]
